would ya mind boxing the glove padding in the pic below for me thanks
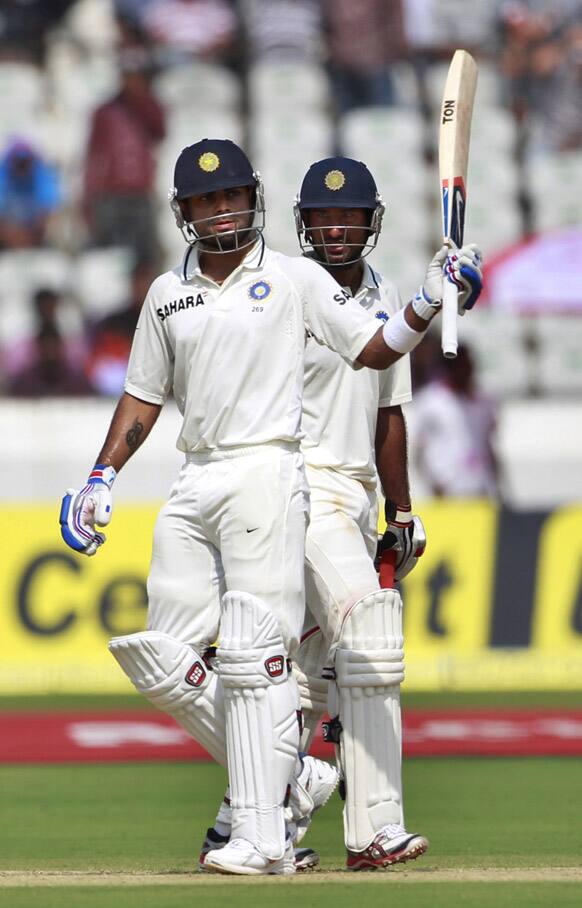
[414,242,483,320]
[420,244,449,307]
[445,243,483,313]
[376,505,427,581]
[59,465,116,556]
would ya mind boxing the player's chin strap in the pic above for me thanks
[218,591,301,862]
[108,631,227,766]
[323,589,405,852]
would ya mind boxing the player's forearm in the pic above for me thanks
[94,392,162,472]
[357,304,429,370]
[375,406,411,508]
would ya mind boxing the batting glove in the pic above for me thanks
[445,242,483,313]
[411,245,449,321]
[376,502,427,581]
[59,464,116,556]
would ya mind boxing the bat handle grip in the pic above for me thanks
[441,278,458,359]
[379,549,397,589]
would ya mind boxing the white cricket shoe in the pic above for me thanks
[203,837,295,876]
[346,824,429,871]
[198,827,319,872]
[287,756,339,844]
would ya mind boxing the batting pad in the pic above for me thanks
[330,589,405,851]
[294,626,329,752]
[108,631,226,765]
[218,591,300,861]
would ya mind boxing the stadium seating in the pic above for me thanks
[534,316,582,395]
[72,248,133,317]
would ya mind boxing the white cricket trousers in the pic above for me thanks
[147,443,310,655]
[303,465,380,643]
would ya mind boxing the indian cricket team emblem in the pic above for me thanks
[248,280,272,301]
[375,310,389,323]
[198,151,220,172]
[325,169,346,191]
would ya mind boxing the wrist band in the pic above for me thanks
[385,500,412,526]
[89,464,117,488]
[411,285,441,322]
[381,307,425,355]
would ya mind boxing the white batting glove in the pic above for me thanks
[376,503,427,581]
[411,245,449,321]
[59,465,116,556]
[412,242,483,320]
[444,242,483,313]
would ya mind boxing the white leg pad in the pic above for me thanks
[329,589,405,852]
[108,631,226,766]
[294,626,329,752]
[217,591,300,862]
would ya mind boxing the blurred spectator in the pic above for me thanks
[497,0,582,147]
[241,0,322,63]
[402,0,497,57]
[3,287,86,380]
[85,259,158,396]
[0,140,62,249]
[322,0,407,112]
[409,344,499,498]
[410,330,441,392]
[0,0,75,64]
[138,0,237,63]
[8,323,94,397]
[82,46,165,262]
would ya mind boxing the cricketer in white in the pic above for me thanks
[202,156,483,871]
[59,139,480,876]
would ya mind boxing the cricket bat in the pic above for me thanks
[439,49,478,358]
[378,549,397,589]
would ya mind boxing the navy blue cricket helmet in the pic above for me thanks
[294,156,385,264]
[169,138,265,251]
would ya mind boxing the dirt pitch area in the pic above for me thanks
[1,868,581,887]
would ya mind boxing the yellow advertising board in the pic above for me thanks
[1,502,582,692]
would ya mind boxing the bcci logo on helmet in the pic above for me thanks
[185,661,207,687]
[265,655,285,678]
[248,280,272,301]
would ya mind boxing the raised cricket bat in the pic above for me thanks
[439,50,478,358]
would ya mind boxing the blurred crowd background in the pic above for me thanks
[0,0,581,506]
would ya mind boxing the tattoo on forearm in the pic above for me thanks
[126,418,144,451]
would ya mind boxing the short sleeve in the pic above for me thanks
[124,279,174,405]
[291,257,379,365]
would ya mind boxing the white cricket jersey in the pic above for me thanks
[302,260,412,486]
[124,238,380,453]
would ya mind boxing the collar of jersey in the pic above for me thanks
[359,260,381,292]
[181,236,266,283]
[342,261,381,300]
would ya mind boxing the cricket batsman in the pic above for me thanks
[196,156,483,870]
[59,139,479,875]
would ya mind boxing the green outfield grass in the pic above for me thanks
[0,883,581,908]
[1,756,580,906]
[1,689,581,711]
[2,692,580,906]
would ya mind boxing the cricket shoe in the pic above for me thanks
[198,827,320,872]
[346,824,429,871]
[287,755,339,844]
[203,837,296,876]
